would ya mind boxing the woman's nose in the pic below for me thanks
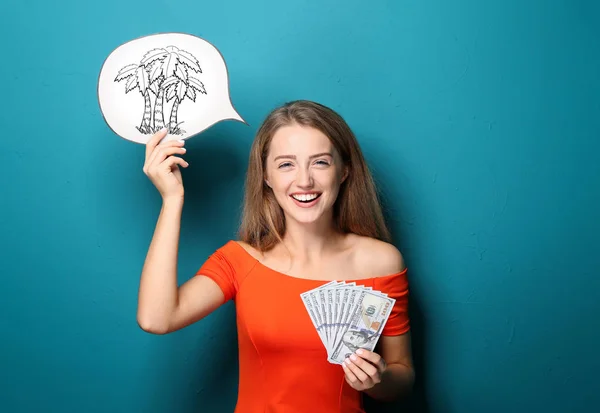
[296,168,313,188]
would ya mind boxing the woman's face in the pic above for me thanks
[264,124,348,226]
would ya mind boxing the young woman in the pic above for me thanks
[137,100,414,412]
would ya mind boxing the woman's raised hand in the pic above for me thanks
[143,128,189,201]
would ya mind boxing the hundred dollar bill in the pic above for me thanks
[331,283,358,353]
[300,292,326,349]
[317,287,330,350]
[332,283,354,349]
[326,286,337,350]
[300,281,337,355]
[328,290,396,365]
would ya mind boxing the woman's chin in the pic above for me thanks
[284,209,331,226]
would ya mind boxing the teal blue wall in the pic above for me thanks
[2,0,599,412]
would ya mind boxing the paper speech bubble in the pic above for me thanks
[98,32,246,144]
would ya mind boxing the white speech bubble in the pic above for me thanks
[98,32,246,144]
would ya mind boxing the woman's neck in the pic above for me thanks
[280,215,344,262]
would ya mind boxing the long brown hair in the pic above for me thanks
[238,100,391,251]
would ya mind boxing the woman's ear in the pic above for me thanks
[263,171,271,188]
[341,166,349,183]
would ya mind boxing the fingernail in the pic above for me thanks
[356,349,363,355]
[178,139,185,144]
[350,355,357,361]
[344,358,350,364]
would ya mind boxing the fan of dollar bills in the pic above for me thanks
[300,281,395,365]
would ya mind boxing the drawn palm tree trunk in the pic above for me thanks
[140,91,152,133]
[169,97,182,130]
[153,86,166,130]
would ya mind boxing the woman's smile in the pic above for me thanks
[290,191,323,208]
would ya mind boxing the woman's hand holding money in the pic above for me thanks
[341,349,387,391]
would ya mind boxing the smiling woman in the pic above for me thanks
[239,101,391,251]
[136,100,414,412]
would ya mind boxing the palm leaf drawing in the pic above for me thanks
[148,60,164,84]
[174,63,187,82]
[188,77,206,94]
[135,66,150,96]
[115,63,153,133]
[161,52,180,78]
[186,86,196,102]
[141,48,169,66]
[175,49,202,73]
[114,64,137,81]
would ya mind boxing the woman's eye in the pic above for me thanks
[278,162,292,168]
[315,160,330,166]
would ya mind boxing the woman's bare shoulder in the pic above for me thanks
[348,234,406,278]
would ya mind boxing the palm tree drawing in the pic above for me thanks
[161,68,207,132]
[114,63,153,134]
[114,45,207,135]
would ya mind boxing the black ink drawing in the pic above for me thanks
[114,46,207,135]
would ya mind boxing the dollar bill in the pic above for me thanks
[300,282,395,363]
[300,281,337,356]
[327,290,396,364]
[300,291,327,350]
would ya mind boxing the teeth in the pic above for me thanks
[292,193,319,202]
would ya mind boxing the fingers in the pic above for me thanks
[144,143,187,176]
[145,128,169,160]
[342,363,360,386]
[343,358,372,383]
[141,130,189,199]
[146,154,189,179]
[162,155,189,171]
[342,351,386,390]
[345,354,379,379]
[355,349,386,371]
[147,142,186,170]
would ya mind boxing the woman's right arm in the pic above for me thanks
[136,129,225,335]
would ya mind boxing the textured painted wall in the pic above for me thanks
[1,0,599,412]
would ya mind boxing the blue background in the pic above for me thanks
[1,0,599,412]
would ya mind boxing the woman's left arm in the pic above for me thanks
[342,332,415,401]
